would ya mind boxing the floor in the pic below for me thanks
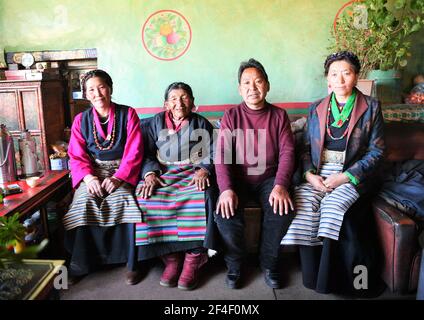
[59,252,415,301]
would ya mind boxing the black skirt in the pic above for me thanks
[64,224,133,276]
[298,195,386,297]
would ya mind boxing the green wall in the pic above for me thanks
[1,0,423,108]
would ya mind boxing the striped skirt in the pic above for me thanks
[281,160,359,246]
[63,159,142,231]
[135,164,207,246]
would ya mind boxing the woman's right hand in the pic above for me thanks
[305,172,332,193]
[216,189,239,219]
[138,173,167,199]
[84,175,105,198]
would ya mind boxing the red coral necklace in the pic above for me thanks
[93,113,116,150]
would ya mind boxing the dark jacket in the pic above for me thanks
[302,90,385,193]
[140,111,215,178]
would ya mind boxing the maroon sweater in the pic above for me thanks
[215,101,295,193]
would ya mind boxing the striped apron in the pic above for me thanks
[281,149,359,246]
[63,159,142,231]
[135,164,207,246]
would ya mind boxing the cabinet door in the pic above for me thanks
[70,99,91,123]
[20,89,40,130]
[0,90,20,131]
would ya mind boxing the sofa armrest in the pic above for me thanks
[372,196,421,293]
[373,196,418,227]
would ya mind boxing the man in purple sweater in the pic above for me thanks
[215,58,296,289]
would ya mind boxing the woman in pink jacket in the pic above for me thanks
[63,69,143,285]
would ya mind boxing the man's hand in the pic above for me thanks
[268,185,294,215]
[323,173,349,190]
[188,168,210,191]
[216,189,239,219]
[305,172,332,193]
[84,175,105,198]
[101,176,122,194]
[138,173,167,199]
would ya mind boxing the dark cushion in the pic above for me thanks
[385,123,424,161]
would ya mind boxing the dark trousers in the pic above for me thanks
[214,177,294,271]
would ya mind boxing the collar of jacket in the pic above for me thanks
[316,90,369,168]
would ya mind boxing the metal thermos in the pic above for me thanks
[19,130,39,177]
[0,124,17,183]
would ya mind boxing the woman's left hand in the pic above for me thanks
[323,173,349,190]
[101,176,123,194]
[189,168,210,191]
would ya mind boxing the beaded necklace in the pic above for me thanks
[326,104,349,141]
[99,116,109,125]
[93,111,116,150]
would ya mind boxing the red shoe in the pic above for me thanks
[177,252,208,290]
[160,253,183,287]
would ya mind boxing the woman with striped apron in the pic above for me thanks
[63,70,143,284]
[128,82,218,291]
[281,51,385,295]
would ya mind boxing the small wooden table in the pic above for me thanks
[0,170,71,238]
[0,259,65,300]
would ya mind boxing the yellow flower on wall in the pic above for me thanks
[142,10,192,61]
[159,24,173,36]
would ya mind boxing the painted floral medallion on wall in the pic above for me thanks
[142,10,192,61]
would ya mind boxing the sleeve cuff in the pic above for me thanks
[195,166,210,175]
[144,171,160,179]
[274,178,290,190]
[218,185,233,194]
[344,171,359,186]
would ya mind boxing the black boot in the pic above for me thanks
[263,269,282,289]
[225,269,242,289]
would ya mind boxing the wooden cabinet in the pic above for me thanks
[69,99,91,124]
[0,80,65,171]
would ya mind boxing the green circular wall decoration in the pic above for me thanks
[142,10,192,61]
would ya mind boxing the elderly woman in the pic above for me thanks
[128,82,218,290]
[63,69,143,284]
[281,51,385,295]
